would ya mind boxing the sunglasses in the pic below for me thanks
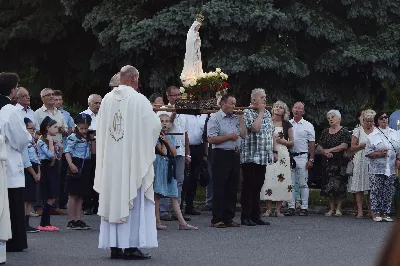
[379,116,389,120]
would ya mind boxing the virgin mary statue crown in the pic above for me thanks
[196,14,204,23]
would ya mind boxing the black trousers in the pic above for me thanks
[7,188,27,252]
[59,154,69,207]
[211,149,240,224]
[240,163,266,221]
[83,155,98,213]
[182,145,204,211]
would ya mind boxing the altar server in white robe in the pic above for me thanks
[0,136,10,264]
[94,65,161,260]
[0,73,31,259]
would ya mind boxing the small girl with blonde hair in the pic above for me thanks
[154,113,198,230]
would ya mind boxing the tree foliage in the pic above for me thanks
[1,0,400,127]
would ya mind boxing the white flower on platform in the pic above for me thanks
[201,73,206,78]
[221,73,228,80]
[216,68,221,73]
[179,87,185,94]
[189,79,197,86]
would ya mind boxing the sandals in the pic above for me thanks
[335,210,342,217]
[156,223,167,230]
[179,223,198,230]
[275,212,284,217]
[262,210,272,217]
[211,222,226,228]
[325,210,334,217]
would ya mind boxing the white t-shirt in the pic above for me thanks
[290,118,315,155]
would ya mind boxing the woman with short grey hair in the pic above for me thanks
[317,110,351,217]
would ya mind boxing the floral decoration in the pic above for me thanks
[180,68,229,97]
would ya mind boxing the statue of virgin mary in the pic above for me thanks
[180,15,204,86]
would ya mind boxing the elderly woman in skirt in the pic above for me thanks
[365,111,400,222]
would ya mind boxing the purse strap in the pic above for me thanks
[378,128,397,153]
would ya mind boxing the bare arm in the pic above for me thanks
[185,132,190,156]
[164,138,177,157]
[308,141,315,160]
[350,135,366,153]
[239,116,247,139]
[278,128,294,148]
[208,135,233,144]
[326,143,348,153]
[156,143,167,156]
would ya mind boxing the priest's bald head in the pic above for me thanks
[119,65,139,90]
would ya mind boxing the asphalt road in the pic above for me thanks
[6,212,392,266]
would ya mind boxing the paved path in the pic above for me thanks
[7,212,392,266]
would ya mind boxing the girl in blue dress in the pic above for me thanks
[154,114,198,230]
[65,113,93,230]
[37,116,62,232]
[22,118,40,233]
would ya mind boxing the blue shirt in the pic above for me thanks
[207,109,242,150]
[65,133,91,159]
[24,138,40,167]
[23,147,32,169]
[60,108,74,151]
[37,140,57,160]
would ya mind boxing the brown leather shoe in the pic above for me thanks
[225,221,241,227]
[49,208,66,215]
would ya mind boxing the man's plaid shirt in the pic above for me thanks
[240,109,274,165]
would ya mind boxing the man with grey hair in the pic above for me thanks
[240,88,276,226]
[94,65,160,259]
[34,88,67,143]
[15,87,37,130]
[80,94,102,215]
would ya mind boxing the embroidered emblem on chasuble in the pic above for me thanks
[109,110,124,142]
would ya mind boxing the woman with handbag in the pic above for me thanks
[348,109,375,218]
[65,114,93,230]
[365,112,400,222]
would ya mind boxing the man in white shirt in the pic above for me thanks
[158,86,191,221]
[81,94,102,131]
[15,87,37,130]
[183,114,208,215]
[80,94,102,215]
[286,102,315,216]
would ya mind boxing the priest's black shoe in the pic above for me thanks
[241,219,256,226]
[123,248,151,260]
[185,209,201,215]
[252,219,270,225]
[110,247,123,259]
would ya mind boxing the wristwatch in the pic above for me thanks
[309,159,314,163]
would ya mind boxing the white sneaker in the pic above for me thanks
[373,216,383,222]
[382,216,393,222]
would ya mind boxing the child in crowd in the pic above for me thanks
[22,118,40,233]
[65,114,93,230]
[37,116,62,231]
[154,113,198,230]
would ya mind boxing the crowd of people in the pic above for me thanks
[0,66,399,263]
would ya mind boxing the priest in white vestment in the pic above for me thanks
[0,135,10,264]
[94,65,161,260]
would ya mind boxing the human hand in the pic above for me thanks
[325,152,333,159]
[396,160,400,169]
[34,173,40,182]
[69,163,79,174]
[306,161,313,169]
[257,103,266,113]
[360,143,366,149]
[159,133,166,142]
[58,127,65,133]
[185,155,191,165]
[228,133,239,141]
[273,154,278,163]
[380,149,388,157]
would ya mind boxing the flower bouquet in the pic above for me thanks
[180,68,229,100]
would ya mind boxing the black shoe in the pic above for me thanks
[172,214,191,221]
[110,247,123,259]
[123,248,151,260]
[252,219,270,225]
[284,208,295,216]
[299,209,308,216]
[201,205,212,211]
[83,209,93,215]
[160,214,173,221]
[241,219,256,226]
[75,220,90,230]
[185,209,201,215]
[67,220,80,230]
[26,225,39,233]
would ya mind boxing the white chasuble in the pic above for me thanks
[0,135,11,242]
[94,85,161,224]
